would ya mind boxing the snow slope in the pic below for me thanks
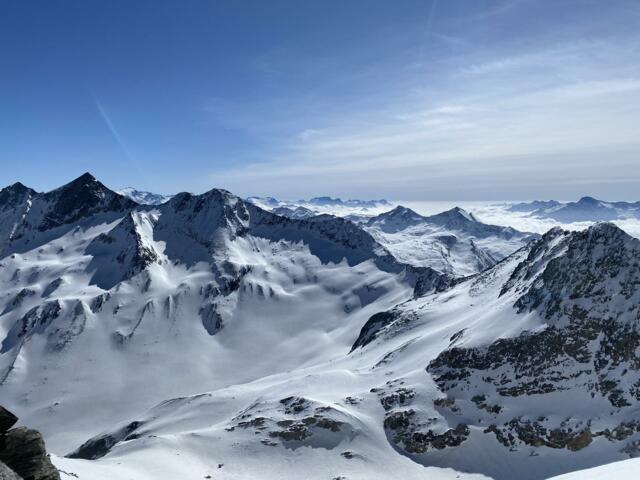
[546,458,640,479]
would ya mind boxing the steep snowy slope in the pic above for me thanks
[0,174,446,457]
[364,206,537,276]
[46,222,640,480]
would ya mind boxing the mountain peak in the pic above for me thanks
[0,182,36,209]
[0,181,35,196]
[424,206,478,227]
[386,205,422,217]
[506,222,639,320]
[366,205,425,231]
[576,196,601,205]
[76,171,97,182]
[572,221,629,245]
[4,181,33,192]
[38,173,137,231]
[49,172,104,195]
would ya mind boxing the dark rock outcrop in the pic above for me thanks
[0,460,21,480]
[68,421,143,460]
[0,407,60,480]
[0,408,17,434]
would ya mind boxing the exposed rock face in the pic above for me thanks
[229,396,350,449]
[426,223,640,453]
[0,408,17,434]
[384,410,469,454]
[68,421,144,460]
[0,407,60,480]
[0,460,22,480]
[86,212,160,289]
[0,173,137,256]
[38,172,137,231]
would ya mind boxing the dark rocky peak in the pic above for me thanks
[39,172,137,231]
[0,182,36,209]
[44,172,120,203]
[504,223,640,324]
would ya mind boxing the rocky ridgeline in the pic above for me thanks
[69,395,352,460]
[0,406,60,480]
[425,223,640,455]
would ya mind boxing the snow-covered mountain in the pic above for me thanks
[40,221,640,480]
[0,173,445,453]
[508,197,640,222]
[2,174,639,480]
[350,222,640,479]
[364,206,538,276]
[0,173,136,257]
[117,187,173,205]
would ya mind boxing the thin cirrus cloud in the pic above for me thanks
[209,3,640,201]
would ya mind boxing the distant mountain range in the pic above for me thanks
[247,195,391,215]
[250,198,538,277]
[508,196,640,222]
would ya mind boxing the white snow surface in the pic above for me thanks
[546,458,640,479]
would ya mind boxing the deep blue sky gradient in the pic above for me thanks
[1,0,639,199]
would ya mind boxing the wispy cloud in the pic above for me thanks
[94,98,144,176]
[206,2,640,200]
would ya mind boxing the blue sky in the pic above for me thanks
[1,0,639,200]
